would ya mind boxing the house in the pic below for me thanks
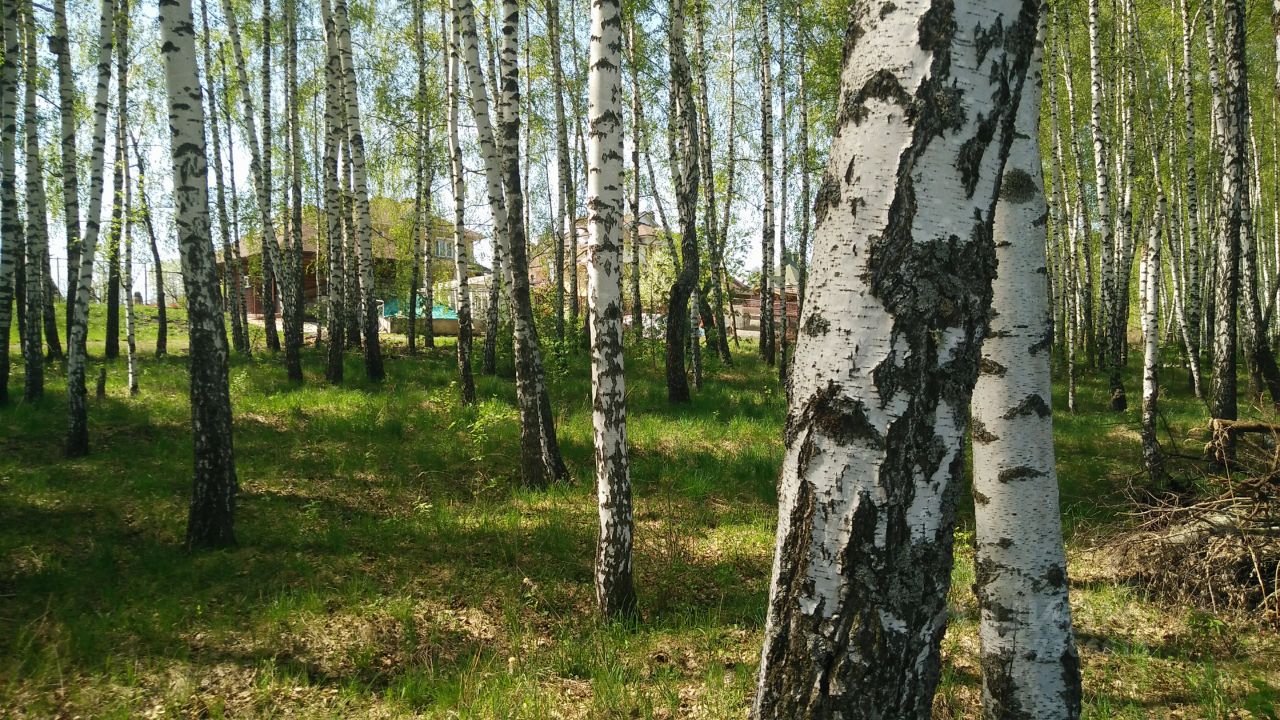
[730,260,802,343]
[528,211,664,305]
[224,199,487,319]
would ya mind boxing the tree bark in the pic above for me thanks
[322,0,346,384]
[446,0,475,404]
[64,0,114,454]
[2,0,19,406]
[200,1,242,357]
[664,0,700,404]
[971,16,1082,716]
[752,0,1042,714]
[159,0,239,550]
[130,134,169,357]
[758,0,774,366]
[587,0,636,619]
[21,0,47,401]
[329,0,383,381]
[51,0,80,338]
[1211,0,1247,427]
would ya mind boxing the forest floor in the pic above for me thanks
[2,305,1279,719]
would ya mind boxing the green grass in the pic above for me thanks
[1,306,1277,718]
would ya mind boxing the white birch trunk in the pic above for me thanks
[446,3,475,404]
[752,0,1043,715]
[587,0,635,618]
[970,17,1081,717]
[158,0,239,550]
[64,0,114,454]
[20,0,46,401]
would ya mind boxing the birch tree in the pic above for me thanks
[970,16,1081,716]
[220,0,303,381]
[758,0,774,366]
[457,0,566,484]
[751,0,1042,714]
[587,0,635,618]
[1211,0,1247,439]
[200,0,245,356]
[664,0,700,403]
[331,0,384,381]
[322,0,345,384]
[158,0,239,550]
[0,0,18,406]
[20,0,47,401]
[446,1,475,404]
[65,0,114,456]
[52,0,80,337]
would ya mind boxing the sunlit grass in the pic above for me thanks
[2,306,1277,717]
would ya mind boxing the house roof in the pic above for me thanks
[238,199,484,261]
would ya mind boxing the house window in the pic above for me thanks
[436,239,453,259]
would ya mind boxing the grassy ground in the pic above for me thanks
[1,306,1277,718]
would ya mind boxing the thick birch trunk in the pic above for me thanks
[587,0,636,618]
[752,0,1042,715]
[971,19,1082,717]
[159,0,239,550]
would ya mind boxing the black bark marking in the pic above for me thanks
[979,357,1007,376]
[842,68,913,127]
[804,313,831,337]
[999,167,1037,203]
[997,465,1043,483]
[1001,393,1051,419]
[971,417,998,444]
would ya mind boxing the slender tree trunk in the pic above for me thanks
[721,10,741,350]
[758,0,774,365]
[200,1,243,356]
[159,0,239,550]
[664,0,700,404]
[1179,0,1203,395]
[499,0,569,482]
[445,2,475,403]
[322,0,346,384]
[795,4,809,317]
[971,19,1082,717]
[751,0,1042,714]
[120,127,137,396]
[104,0,130,362]
[130,134,169,356]
[587,0,636,618]
[0,1,20,404]
[777,19,789,381]
[220,0,301,377]
[627,19,643,345]
[457,0,566,483]
[259,0,281,354]
[285,0,304,375]
[64,0,113,453]
[1140,125,1166,486]
[548,0,569,341]
[1089,0,1123,411]
[20,0,46,401]
[51,0,79,338]
[328,0,383,381]
[409,0,426,356]
[694,0,730,365]
[1211,0,1247,434]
